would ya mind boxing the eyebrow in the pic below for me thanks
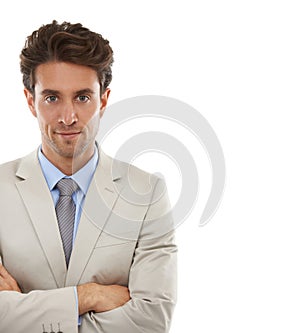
[41,88,96,95]
[41,89,60,96]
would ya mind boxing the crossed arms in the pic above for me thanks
[0,228,177,333]
[0,264,130,314]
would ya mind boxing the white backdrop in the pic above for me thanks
[1,0,300,331]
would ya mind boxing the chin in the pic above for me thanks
[50,135,94,158]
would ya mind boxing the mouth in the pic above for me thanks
[56,131,81,140]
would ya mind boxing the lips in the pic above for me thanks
[56,131,81,139]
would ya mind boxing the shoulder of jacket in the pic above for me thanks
[0,158,22,179]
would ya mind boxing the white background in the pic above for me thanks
[1,0,300,331]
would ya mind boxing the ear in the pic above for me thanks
[24,88,37,117]
[100,88,111,118]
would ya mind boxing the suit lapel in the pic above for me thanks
[15,150,67,288]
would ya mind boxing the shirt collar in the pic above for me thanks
[38,146,99,194]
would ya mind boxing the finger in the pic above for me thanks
[0,276,21,292]
[0,264,15,283]
[0,277,11,291]
[0,264,13,280]
[0,264,9,277]
[0,264,21,292]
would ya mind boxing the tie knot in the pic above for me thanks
[56,178,78,196]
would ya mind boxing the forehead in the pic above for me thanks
[34,61,100,93]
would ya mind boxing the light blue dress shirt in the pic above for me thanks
[38,145,99,325]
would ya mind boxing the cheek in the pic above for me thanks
[83,109,101,126]
[36,101,58,123]
[36,112,55,133]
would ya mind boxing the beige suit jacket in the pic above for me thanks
[0,148,177,333]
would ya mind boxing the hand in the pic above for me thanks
[0,264,21,292]
[77,283,130,315]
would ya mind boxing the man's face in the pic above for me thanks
[24,61,109,167]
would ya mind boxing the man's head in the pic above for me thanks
[20,20,113,97]
[20,21,114,174]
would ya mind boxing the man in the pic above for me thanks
[0,20,177,332]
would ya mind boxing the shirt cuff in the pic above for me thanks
[74,286,82,326]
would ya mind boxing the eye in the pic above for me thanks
[77,95,90,103]
[45,95,58,103]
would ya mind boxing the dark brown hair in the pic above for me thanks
[20,20,113,96]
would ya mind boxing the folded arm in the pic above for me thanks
[0,262,130,332]
[0,262,78,333]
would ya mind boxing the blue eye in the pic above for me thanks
[77,95,90,102]
[46,95,57,103]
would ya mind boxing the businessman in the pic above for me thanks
[0,20,177,332]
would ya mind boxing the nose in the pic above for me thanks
[58,101,78,125]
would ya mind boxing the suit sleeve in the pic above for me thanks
[0,259,78,333]
[79,177,177,333]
